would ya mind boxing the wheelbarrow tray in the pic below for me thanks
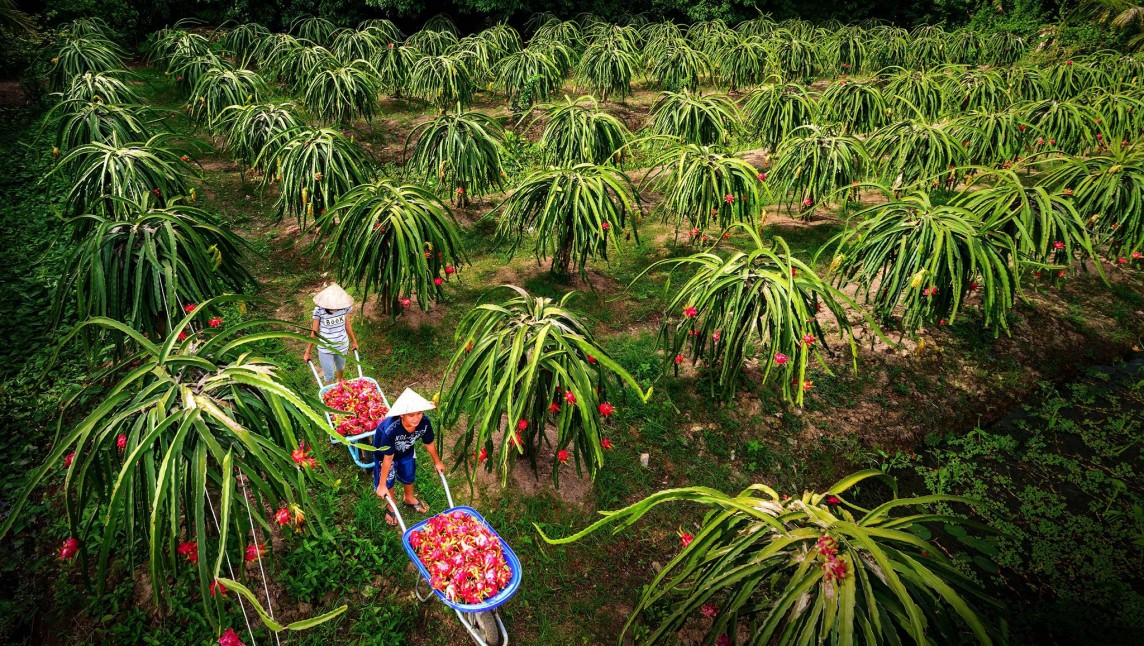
[317,376,388,468]
[401,506,523,613]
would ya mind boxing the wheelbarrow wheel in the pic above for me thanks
[474,611,500,646]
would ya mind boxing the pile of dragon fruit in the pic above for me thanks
[410,510,513,605]
[321,379,388,437]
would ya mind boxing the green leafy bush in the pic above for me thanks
[649,233,864,404]
[439,286,649,487]
[55,205,255,338]
[535,95,629,166]
[642,142,766,231]
[404,110,505,203]
[644,90,739,146]
[0,304,341,627]
[258,127,368,228]
[496,163,639,277]
[538,469,1003,645]
[829,192,1018,337]
[318,178,463,314]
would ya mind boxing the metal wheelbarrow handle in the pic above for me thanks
[384,469,452,533]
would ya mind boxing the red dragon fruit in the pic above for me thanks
[322,379,389,437]
[411,511,513,604]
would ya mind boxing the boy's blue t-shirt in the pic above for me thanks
[373,415,435,460]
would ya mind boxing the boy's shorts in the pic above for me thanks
[375,453,416,490]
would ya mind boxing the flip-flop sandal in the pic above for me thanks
[403,499,428,514]
[384,509,397,526]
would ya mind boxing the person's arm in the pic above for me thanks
[345,311,358,352]
[375,454,394,498]
[424,442,446,473]
[303,318,319,362]
[421,419,444,472]
[423,443,443,473]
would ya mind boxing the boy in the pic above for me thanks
[374,388,446,526]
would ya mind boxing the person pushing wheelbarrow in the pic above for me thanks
[374,388,446,527]
[303,283,359,384]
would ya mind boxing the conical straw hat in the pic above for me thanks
[313,283,354,310]
[386,388,436,417]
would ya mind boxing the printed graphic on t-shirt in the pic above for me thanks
[392,431,422,454]
[313,306,351,352]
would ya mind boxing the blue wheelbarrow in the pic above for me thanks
[387,472,521,645]
[308,350,389,469]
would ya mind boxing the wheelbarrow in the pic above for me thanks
[387,471,522,646]
[308,350,389,469]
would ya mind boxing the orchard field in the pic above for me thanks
[2,3,1144,645]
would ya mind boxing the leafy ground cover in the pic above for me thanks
[890,359,1144,644]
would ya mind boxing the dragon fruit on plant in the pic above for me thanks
[321,379,389,436]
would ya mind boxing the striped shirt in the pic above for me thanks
[313,306,351,353]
